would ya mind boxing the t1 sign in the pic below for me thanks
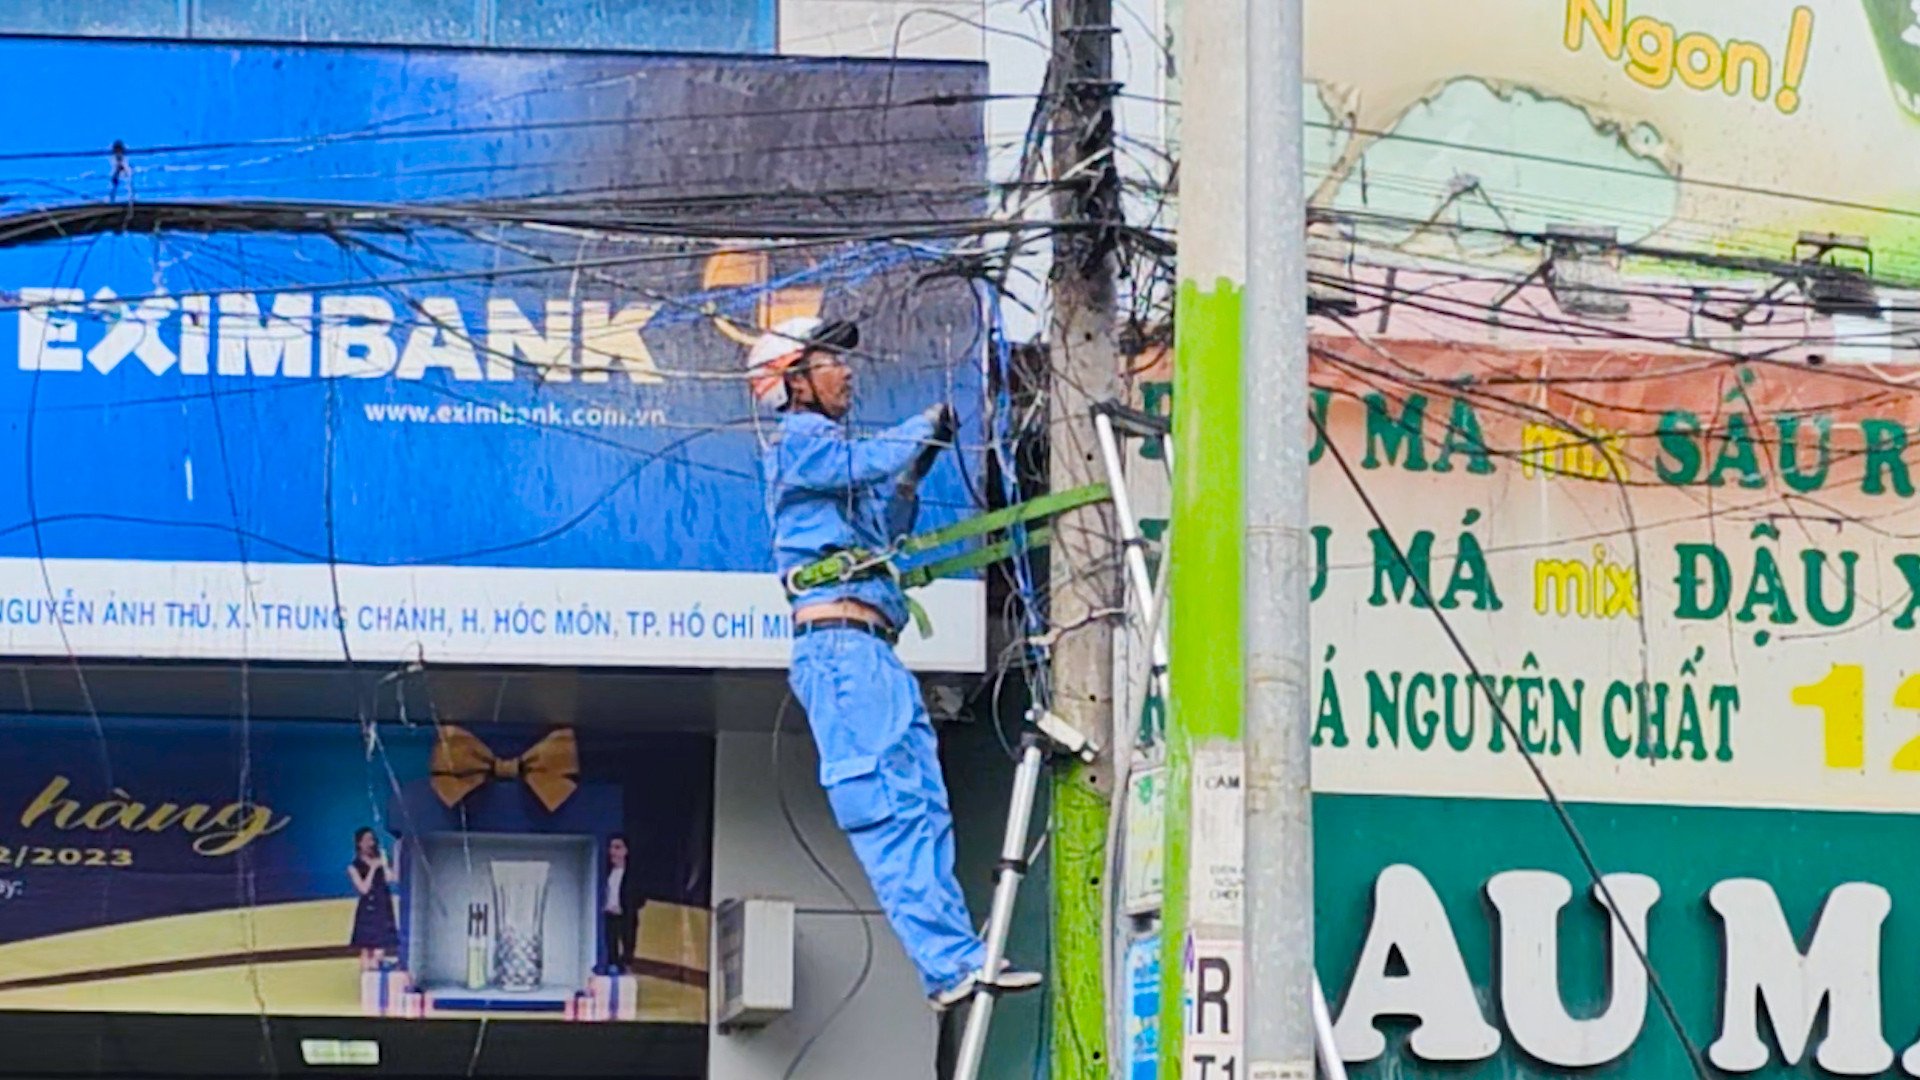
[1186,936,1244,1078]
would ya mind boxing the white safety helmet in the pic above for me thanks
[746,316,859,410]
[746,316,823,411]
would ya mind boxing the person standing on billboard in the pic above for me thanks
[347,827,400,971]
[601,834,645,975]
[749,316,1041,1010]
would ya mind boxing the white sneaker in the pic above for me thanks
[930,960,1044,1012]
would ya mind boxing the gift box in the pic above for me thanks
[586,974,640,1021]
[360,969,416,1017]
[399,991,427,1019]
[564,992,590,1022]
[382,726,623,1010]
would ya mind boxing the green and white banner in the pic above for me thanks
[1129,335,1920,1077]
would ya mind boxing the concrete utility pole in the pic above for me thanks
[1047,0,1123,1074]
[1161,0,1249,1075]
[1243,0,1314,1076]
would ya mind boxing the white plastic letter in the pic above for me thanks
[217,292,313,377]
[486,298,572,382]
[87,288,179,375]
[578,301,662,384]
[1332,863,1501,1062]
[396,297,481,382]
[1708,878,1892,1074]
[319,296,398,378]
[179,294,210,375]
[17,288,84,371]
[1487,870,1659,1067]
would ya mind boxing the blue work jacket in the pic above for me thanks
[764,408,937,632]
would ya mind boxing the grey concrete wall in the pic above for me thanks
[708,727,940,1080]
[707,669,1053,1080]
[778,0,983,61]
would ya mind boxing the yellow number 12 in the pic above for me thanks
[1791,664,1920,772]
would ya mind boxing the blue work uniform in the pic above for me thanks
[764,408,987,998]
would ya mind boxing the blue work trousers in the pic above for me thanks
[789,628,986,997]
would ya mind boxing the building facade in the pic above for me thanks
[1117,1,1920,1077]
[0,6,1067,1080]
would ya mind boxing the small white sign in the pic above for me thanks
[1191,746,1245,928]
[1122,762,1166,914]
[0,560,985,671]
[1184,935,1245,1080]
[299,1039,380,1067]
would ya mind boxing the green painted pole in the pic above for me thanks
[1161,0,1248,1074]
[1052,771,1111,1076]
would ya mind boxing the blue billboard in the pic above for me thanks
[0,0,776,54]
[0,38,989,669]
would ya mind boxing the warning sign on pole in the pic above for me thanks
[1183,935,1245,1079]
[1189,747,1245,928]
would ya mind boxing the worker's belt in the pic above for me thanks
[794,617,899,646]
[783,483,1112,638]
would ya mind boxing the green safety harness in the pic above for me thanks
[783,482,1112,638]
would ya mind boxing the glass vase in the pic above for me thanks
[489,860,550,991]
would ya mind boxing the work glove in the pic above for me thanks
[904,403,954,489]
[923,402,958,446]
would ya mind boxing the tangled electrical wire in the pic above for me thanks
[26,14,1920,1079]
[0,47,1155,1080]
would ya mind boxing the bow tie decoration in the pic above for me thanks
[429,725,580,813]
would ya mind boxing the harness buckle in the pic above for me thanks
[785,547,897,598]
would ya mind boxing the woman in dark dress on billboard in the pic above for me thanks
[348,827,401,970]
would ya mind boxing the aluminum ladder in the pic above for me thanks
[951,402,1346,1080]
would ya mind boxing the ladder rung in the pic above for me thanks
[1091,399,1170,439]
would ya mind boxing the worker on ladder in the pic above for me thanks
[748,315,1042,1012]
